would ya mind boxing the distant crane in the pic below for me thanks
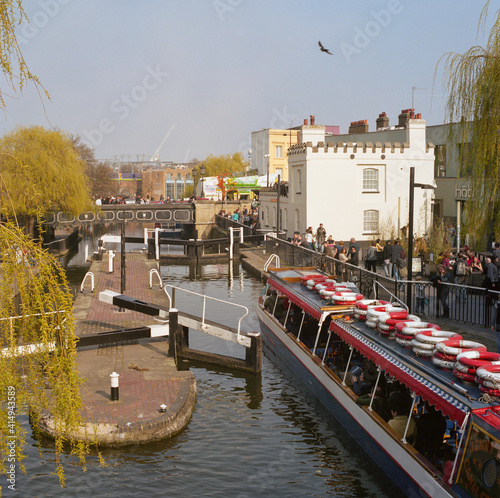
[150,123,176,162]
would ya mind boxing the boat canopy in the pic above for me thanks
[331,320,471,424]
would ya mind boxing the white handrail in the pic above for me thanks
[163,284,249,341]
[81,271,95,292]
[264,254,280,272]
[149,268,163,289]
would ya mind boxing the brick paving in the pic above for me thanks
[69,253,196,445]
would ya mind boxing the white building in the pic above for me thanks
[259,111,436,243]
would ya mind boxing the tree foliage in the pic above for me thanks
[196,152,248,177]
[71,135,115,197]
[0,126,91,223]
[0,1,47,106]
[440,2,500,243]
[0,223,99,492]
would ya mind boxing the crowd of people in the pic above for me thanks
[218,206,260,230]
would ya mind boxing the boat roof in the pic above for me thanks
[267,268,500,432]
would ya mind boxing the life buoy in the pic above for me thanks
[478,385,500,397]
[396,322,440,334]
[410,338,435,351]
[377,322,395,332]
[414,330,462,345]
[331,292,363,302]
[366,319,378,329]
[367,305,406,320]
[355,299,390,311]
[435,339,486,357]
[475,364,500,383]
[454,361,478,376]
[456,351,500,368]
[453,369,477,384]
[395,337,413,347]
[431,356,455,370]
[412,347,434,357]
[476,377,500,390]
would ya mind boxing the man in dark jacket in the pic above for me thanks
[391,239,403,279]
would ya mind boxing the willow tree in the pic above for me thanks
[440,2,500,244]
[0,2,99,493]
[0,126,92,233]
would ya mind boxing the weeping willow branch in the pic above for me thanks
[438,2,500,242]
[0,222,101,493]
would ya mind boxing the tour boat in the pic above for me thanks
[257,267,500,498]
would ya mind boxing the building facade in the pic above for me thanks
[259,112,436,243]
[142,165,194,201]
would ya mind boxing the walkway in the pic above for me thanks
[41,252,196,446]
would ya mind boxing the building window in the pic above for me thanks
[363,210,379,233]
[275,145,283,158]
[435,145,447,178]
[295,209,300,232]
[363,168,379,192]
[296,169,302,193]
[457,142,472,177]
[276,168,283,178]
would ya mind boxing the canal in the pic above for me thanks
[12,225,404,497]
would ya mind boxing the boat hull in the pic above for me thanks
[257,305,458,498]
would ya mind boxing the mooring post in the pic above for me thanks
[110,371,119,401]
[245,332,262,373]
[182,325,189,349]
[168,308,178,359]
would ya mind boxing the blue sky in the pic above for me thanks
[1,0,494,163]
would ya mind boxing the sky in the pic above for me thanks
[0,0,495,164]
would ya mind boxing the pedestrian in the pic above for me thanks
[383,240,393,277]
[396,250,407,291]
[415,276,426,315]
[349,246,359,267]
[316,223,327,252]
[431,265,451,318]
[304,227,315,249]
[349,237,360,254]
[365,241,377,273]
[339,246,348,281]
[454,252,470,302]
[391,239,403,280]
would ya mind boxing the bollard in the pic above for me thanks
[108,250,116,273]
[110,371,119,401]
[168,309,178,359]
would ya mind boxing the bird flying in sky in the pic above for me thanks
[318,41,332,55]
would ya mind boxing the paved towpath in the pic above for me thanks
[51,252,197,445]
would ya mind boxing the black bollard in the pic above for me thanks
[110,371,120,401]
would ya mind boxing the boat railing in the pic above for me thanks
[163,284,249,340]
[265,235,500,328]
[80,271,95,293]
[264,253,280,272]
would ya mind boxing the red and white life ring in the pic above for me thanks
[366,319,378,329]
[475,364,500,383]
[431,356,455,370]
[395,335,413,347]
[435,339,486,357]
[355,299,390,311]
[454,361,478,376]
[453,368,477,384]
[414,330,462,345]
[331,292,363,302]
[412,346,434,357]
[367,305,406,320]
[456,351,500,368]
[478,385,500,397]
[396,322,440,335]
[410,338,435,351]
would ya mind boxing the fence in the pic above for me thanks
[265,236,500,329]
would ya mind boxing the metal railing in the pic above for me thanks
[264,235,500,329]
[163,284,249,341]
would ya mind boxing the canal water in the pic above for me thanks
[8,226,404,497]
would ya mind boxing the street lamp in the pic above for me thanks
[407,166,436,312]
[192,168,197,197]
[200,164,206,198]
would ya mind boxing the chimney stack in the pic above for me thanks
[398,109,414,128]
[304,118,309,125]
[376,112,389,130]
[348,119,369,134]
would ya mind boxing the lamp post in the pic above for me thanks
[200,164,206,198]
[192,168,197,197]
[407,166,436,312]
